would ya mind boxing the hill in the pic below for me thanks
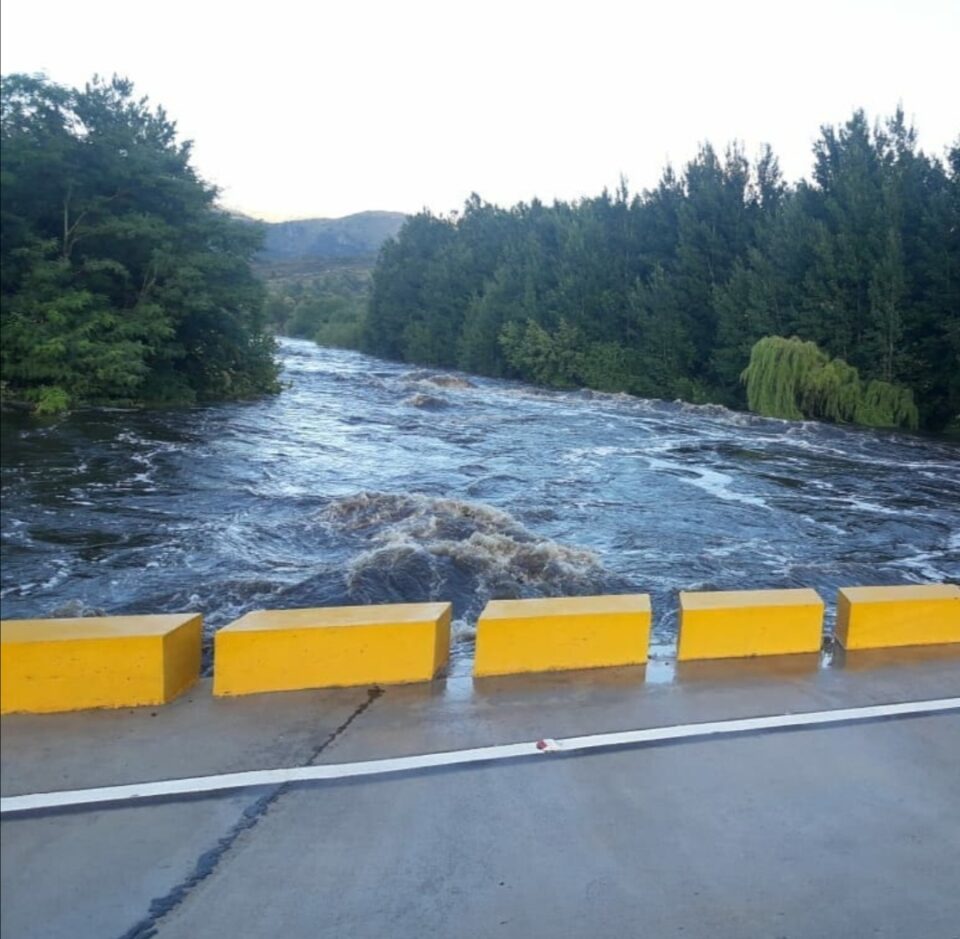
[259,211,407,261]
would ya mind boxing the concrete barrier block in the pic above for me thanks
[473,594,651,677]
[213,602,452,696]
[0,613,202,714]
[836,584,960,650]
[678,588,823,661]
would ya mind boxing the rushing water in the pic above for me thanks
[2,338,958,672]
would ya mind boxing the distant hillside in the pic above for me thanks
[259,211,407,261]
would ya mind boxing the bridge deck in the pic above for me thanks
[2,647,959,939]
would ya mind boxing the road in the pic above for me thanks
[2,647,959,939]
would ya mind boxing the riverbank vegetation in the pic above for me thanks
[0,74,279,413]
[259,257,372,350]
[741,337,919,429]
[363,110,958,432]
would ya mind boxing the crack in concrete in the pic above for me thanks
[116,686,383,939]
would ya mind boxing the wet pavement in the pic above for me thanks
[2,648,959,939]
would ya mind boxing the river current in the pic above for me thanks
[2,338,958,673]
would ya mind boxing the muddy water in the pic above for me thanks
[2,338,958,672]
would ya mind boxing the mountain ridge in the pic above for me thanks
[255,210,407,260]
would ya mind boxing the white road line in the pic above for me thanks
[2,697,958,816]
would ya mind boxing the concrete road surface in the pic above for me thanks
[2,646,959,939]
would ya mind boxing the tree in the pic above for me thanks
[362,109,958,432]
[0,73,278,411]
[741,336,918,429]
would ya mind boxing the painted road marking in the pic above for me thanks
[2,696,958,816]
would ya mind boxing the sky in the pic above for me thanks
[1,0,957,221]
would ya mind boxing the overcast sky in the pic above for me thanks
[2,0,957,221]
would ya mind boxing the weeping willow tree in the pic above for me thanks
[740,337,826,420]
[741,336,919,430]
[802,358,862,423]
[856,380,919,429]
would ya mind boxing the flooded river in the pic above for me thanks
[2,338,958,671]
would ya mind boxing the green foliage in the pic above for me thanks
[499,319,645,393]
[261,257,372,349]
[500,320,583,388]
[33,385,70,415]
[855,379,919,429]
[741,337,825,420]
[578,342,644,393]
[741,336,919,429]
[0,73,278,412]
[802,357,862,423]
[363,110,959,432]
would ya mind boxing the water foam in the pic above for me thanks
[404,371,475,390]
[644,457,770,509]
[403,393,448,409]
[319,491,615,629]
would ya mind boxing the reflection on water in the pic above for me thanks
[2,338,958,673]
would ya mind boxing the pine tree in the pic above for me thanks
[362,109,958,432]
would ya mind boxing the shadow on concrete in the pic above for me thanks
[832,642,960,672]
[675,653,821,684]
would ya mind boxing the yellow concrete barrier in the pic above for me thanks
[0,613,202,714]
[473,594,651,677]
[678,588,823,661]
[213,602,451,696]
[836,584,960,650]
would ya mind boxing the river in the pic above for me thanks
[2,338,958,673]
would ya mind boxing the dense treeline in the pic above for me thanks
[365,110,959,432]
[1,75,278,413]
